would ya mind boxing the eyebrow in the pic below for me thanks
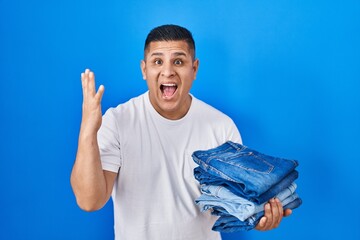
[150,52,187,57]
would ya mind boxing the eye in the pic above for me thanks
[154,59,163,65]
[174,59,183,65]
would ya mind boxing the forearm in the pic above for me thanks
[71,129,108,211]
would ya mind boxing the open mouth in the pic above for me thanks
[160,83,178,98]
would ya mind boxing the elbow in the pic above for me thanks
[78,203,101,212]
[70,177,105,212]
[76,198,104,212]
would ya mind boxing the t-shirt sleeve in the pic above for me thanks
[97,108,122,173]
[227,119,243,144]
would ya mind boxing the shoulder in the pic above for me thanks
[190,95,242,143]
[104,92,146,118]
[191,95,233,123]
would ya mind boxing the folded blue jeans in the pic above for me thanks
[196,182,297,221]
[194,167,298,204]
[192,141,299,202]
[212,195,302,232]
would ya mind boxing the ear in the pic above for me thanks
[193,59,200,80]
[140,60,147,80]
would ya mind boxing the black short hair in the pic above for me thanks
[144,24,196,59]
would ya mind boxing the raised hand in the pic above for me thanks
[80,69,105,135]
[71,69,116,212]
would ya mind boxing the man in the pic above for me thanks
[70,24,291,240]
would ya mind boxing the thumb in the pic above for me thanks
[255,216,267,230]
[95,85,105,102]
[284,209,292,217]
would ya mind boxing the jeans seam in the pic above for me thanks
[208,155,274,174]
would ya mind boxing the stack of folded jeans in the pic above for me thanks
[192,141,302,232]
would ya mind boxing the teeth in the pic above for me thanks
[162,83,177,87]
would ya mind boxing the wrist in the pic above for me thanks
[79,126,98,142]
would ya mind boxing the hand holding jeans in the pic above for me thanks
[255,198,292,231]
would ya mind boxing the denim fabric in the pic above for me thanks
[192,141,298,201]
[212,210,263,232]
[281,195,302,210]
[212,195,302,232]
[255,170,298,204]
[196,183,297,221]
[194,167,298,204]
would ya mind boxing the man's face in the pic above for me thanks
[141,40,199,120]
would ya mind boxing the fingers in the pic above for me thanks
[273,198,283,227]
[88,70,96,96]
[81,69,104,101]
[255,203,270,230]
[95,85,105,102]
[79,69,104,132]
[263,202,274,230]
[81,69,96,96]
[256,198,284,231]
[256,216,267,230]
[81,72,86,96]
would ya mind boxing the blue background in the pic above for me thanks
[1,0,359,239]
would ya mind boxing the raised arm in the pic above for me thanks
[70,69,117,211]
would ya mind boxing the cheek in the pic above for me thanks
[179,80,194,94]
[146,68,160,79]
[145,71,160,89]
[182,71,196,85]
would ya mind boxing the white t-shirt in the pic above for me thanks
[98,92,242,240]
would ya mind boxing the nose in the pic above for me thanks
[161,62,175,78]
